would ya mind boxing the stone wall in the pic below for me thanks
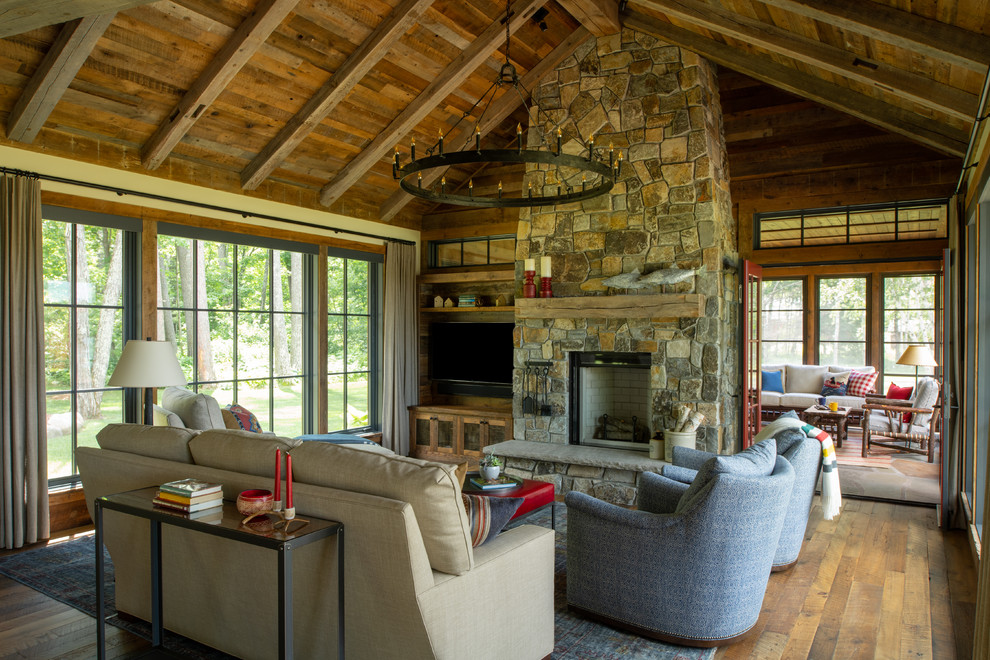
[512,30,740,473]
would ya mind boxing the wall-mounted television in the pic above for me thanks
[429,322,514,398]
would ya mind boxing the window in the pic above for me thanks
[42,208,138,485]
[429,235,515,267]
[755,199,948,249]
[881,275,937,394]
[761,279,803,364]
[327,254,382,432]
[157,229,314,437]
[818,277,867,366]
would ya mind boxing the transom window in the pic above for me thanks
[755,199,948,249]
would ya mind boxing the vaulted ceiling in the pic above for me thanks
[0,0,985,229]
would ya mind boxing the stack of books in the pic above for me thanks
[153,478,223,520]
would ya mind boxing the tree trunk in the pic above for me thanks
[157,253,176,345]
[72,228,98,417]
[176,241,195,359]
[90,231,123,413]
[272,253,291,376]
[196,241,216,382]
[290,252,303,372]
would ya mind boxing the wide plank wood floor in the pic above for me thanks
[0,501,978,659]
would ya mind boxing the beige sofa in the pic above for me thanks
[760,363,877,421]
[78,424,554,660]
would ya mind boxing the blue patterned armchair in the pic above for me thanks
[565,440,794,647]
[664,424,822,571]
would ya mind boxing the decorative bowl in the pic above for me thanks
[236,489,274,516]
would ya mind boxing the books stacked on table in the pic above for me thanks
[153,478,223,519]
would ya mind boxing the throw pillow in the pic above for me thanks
[676,438,777,513]
[846,370,879,397]
[762,369,784,393]
[462,494,523,546]
[224,403,263,433]
[886,383,914,423]
[821,378,848,397]
[220,407,241,430]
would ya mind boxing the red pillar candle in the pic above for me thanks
[286,453,293,509]
[274,448,281,501]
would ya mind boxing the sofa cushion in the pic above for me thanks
[762,369,784,393]
[676,438,777,513]
[290,441,474,575]
[846,370,879,397]
[162,387,225,430]
[785,365,829,394]
[761,391,783,406]
[189,429,299,477]
[780,393,820,408]
[829,365,875,374]
[462,494,522,546]
[152,404,185,428]
[97,423,197,463]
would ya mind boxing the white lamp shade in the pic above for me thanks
[108,340,187,388]
[896,344,938,368]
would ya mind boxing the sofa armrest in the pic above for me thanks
[672,445,713,470]
[662,464,698,485]
[636,471,688,514]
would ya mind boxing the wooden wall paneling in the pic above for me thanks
[141,218,157,340]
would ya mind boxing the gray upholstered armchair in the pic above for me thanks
[565,440,795,647]
[664,423,822,571]
[862,376,941,462]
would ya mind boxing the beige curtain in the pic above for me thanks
[382,242,417,455]
[1,172,49,549]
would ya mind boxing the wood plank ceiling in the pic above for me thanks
[0,0,985,230]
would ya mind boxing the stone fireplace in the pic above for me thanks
[569,351,651,452]
[498,31,740,503]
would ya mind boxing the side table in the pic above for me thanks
[801,405,852,448]
[95,487,344,660]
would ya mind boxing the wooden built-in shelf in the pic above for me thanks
[515,294,704,319]
[420,306,514,313]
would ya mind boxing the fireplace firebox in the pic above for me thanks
[568,352,652,452]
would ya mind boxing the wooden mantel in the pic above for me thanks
[514,294,705,319]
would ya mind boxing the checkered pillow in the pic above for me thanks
[846,370,878,397]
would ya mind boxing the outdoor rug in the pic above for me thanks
[0,506,714,660]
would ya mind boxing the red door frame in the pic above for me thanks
[742,260,763,448]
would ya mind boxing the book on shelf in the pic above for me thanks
[156,490,222,506]
[153,496,222,513]
[158,478,222,498]
[468,475,521,491]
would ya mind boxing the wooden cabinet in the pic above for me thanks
[409,405,512,463]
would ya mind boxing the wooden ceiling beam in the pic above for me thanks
[241,0,434,191]
[757,0,990,73]
[639,0,978,121]
[378,26,592,222]
[318,0,549,208]
[140,0,299,170]
[5,13,115,143]
[623,11,969,157]
[0,0,150,38]
[557,0,620,36]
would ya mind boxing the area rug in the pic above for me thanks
[0,508,714,660]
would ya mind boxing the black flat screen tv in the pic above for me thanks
[429,322,514,397]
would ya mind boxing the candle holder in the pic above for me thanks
[539,276,553,298]
[524,269,537,298]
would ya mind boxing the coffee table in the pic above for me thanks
[462,474,556,529]
[801,405,852,447]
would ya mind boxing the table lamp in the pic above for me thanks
[896,344,938,383]
[108,339,187,425]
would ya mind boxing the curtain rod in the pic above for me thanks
[0,166,416,246]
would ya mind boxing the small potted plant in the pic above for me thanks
[480,454,502,481]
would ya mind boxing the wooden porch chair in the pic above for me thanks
[861,376,941,462]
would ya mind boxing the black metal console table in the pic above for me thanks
[95,487,344,659]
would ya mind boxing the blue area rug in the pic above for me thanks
[0,506,714,659]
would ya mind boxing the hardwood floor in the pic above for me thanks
[0,501,978,659]
[716,499,977,660]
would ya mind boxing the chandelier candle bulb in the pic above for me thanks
[475,126,480,151]
[498,181,502,199]
[517,123,523,153]
[417,172,422,187]
[438,128,444,156]
[556,127,561,154]
[581,175,586,192]
[393,146,399,166]
[441,176,446,193]
[588,134,594,158]
[410,137,415,161]
[609,142,614,167]
[468,179,473,196]
[528,182,532,199]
